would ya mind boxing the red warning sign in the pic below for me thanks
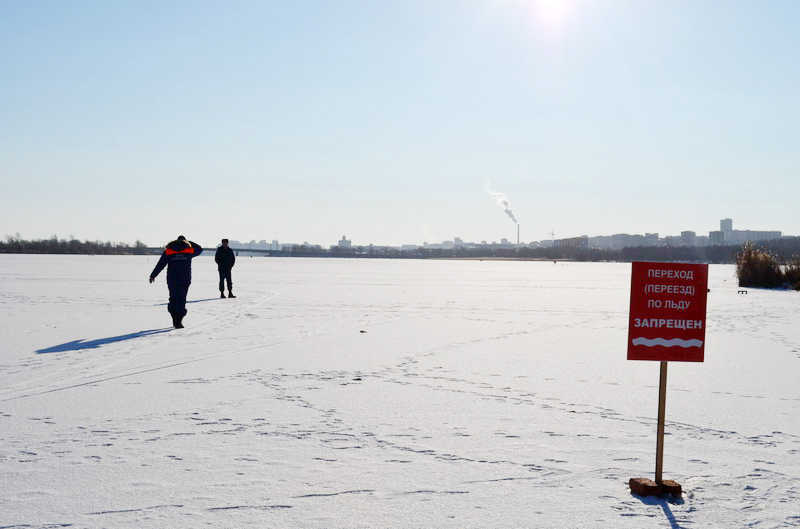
[627,262,709,362]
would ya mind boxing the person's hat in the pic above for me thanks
[177,235,186,241]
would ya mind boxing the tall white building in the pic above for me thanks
[721,219,733,242]
[715,218,780,245]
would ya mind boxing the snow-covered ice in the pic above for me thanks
[1,255,798,528]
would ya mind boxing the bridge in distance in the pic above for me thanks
[146,247,279,256]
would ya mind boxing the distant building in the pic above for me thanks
[714,219,781,245]
[227,239,282,255]
[422,240,455,250]
[589,233,656,250]
[721,218,733,241]
[337,235,352,248]
[583,218,782,250]
[554,236,589,249]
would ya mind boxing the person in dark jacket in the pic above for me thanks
[149,235,203,328]
[214,238,236,298]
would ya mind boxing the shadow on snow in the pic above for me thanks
[631,493,686,529]
[36,328,173,354]
[154,297,220,307]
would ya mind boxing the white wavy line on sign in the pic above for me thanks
[631,337,703,348]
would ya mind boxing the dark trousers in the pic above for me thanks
[167,280,190,317]
[219,268,233,292]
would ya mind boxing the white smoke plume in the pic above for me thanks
[484,182,518,224]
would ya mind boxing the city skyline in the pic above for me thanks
[2,2,799,246]
[224,217,788,252]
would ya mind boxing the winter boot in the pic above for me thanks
[172,314,182,329]
[227,291,236,298]
[220,291,226,298]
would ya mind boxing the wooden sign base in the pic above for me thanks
[629,477,682,498]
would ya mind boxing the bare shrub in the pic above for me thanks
[736,242,784,288]
[783,256,800,290]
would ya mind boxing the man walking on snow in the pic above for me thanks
[149,235,203,329]
[215,238,236,298]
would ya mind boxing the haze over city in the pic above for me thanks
[225,216,788,254]
[2,1,799,246]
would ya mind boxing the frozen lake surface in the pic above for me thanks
[1,255,798,528]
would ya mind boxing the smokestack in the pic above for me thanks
[517,224,520,246]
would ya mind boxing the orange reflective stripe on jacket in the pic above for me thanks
[165,247,195,256]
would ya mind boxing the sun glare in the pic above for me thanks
[529,0,575,35]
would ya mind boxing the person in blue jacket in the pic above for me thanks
[149,235,203,329]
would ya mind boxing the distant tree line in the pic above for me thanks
[0,234,152,255]
[5,232,800,264]
[619,244,739,264]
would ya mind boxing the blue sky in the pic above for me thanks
[2,0,798,248]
